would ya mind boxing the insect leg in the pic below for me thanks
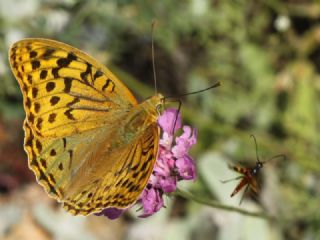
[230,178,248,197]
[220,175,243,183]
[239,184,250,205]
[228,165,249,175]
[250,178,259,194]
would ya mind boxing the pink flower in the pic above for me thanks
[95,207,125,220]
[172,126,197,181]
[138,108,197,217]
[139,188,164,218]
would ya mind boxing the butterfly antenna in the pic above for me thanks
[164,82,220,134]
[151,19,158,94]
[165,81,221,99]
[250,134,261,164]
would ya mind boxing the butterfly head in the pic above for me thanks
[143,93,165,117]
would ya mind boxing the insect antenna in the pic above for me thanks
[151,19,220,134]
[250,134,261,164]
[151,19,158,95]
[164,81,221,99]
[262,154,286,164]
[163,82,220,134]
[250,134,286,165]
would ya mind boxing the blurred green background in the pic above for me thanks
[1,0,320,239]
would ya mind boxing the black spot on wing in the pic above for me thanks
[50,96,60,106]
[93,70,103,81]
[50,149,56,156]
[62,138,67,149]
[56,53,77,68]
[40,70,48,79]
[46,82,55,92]
[28,112,35,124]
[80,63,92,85]
[48,113,57,123]
[27,75,33,84]
[52,68,59,78]
[58,162,63,170]
[66,98,80,107]
[36,139,42,152]
[29,51,37,58]
[64,109,75,120]
[42,48,55,59]
[64,78,72,93]
[32,87,38,98]
[36,118,43,130]
[31,60,40,70]
[102,79,115,92]
[34,102,40,113]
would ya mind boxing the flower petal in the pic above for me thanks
[158,108,182,134]
[176,156,196,180]
[139,188,164,218]
[172,126,198,158]
[159,132,173,150]
[95,207,125,220]
[159,175,177,193]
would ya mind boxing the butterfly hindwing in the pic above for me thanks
[61,123,160,215]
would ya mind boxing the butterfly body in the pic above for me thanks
[9,38,163,215]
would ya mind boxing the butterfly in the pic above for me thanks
[9,38,164,215]
[221,135,285,205]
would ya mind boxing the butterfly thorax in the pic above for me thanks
[119,94,163,141]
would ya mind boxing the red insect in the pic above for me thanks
[221,135,285,205]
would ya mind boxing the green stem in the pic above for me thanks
[175,189,276,220]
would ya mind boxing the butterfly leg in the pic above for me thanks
[163,98,182,135]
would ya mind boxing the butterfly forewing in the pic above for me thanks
[9,38,138,138]
[9,38,163,215]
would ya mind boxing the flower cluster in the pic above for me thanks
[96,108,197,219]
[139,108,197,217]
